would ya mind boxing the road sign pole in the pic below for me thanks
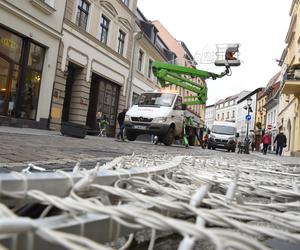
[245,113,251,138]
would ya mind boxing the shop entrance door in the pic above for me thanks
[0,57,12,115]
[0,56,20,116]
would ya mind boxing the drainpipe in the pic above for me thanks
[125,31,143,108]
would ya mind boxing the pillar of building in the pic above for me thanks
[68,67,91,125]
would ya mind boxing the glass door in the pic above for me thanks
[0,57,10,115]
[0,57,19,116]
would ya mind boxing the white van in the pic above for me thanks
[124,91,186,146]
[207,121,238,152]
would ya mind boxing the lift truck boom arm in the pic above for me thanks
[151,44,240,147]
[152,61,231,105]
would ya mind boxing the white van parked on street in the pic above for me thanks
[124,91,186,146]
[207,121,238,152]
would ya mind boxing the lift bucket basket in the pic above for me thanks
[214,44,241,67]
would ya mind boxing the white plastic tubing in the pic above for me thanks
[1,154,300,250]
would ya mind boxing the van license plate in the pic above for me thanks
[134,125,146,130]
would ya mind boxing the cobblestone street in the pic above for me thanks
[1,127,299,172]
[1,127,300,250]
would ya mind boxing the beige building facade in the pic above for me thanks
[152,20,206,125]
[278,0,300,156]
[255,91,267,130]
[0,0,66,128]
[50,0,137,136]
[128,10,170,106]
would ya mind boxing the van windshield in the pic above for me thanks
[212,125,236,135]
[137,93,175,107]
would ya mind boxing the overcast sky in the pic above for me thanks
[137,0,291,105]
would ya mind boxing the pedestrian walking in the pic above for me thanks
[249,131,255,152]
[274,129,287,156]
[202,133,208,149]
[251,140,256,152]
[261,132,271,155]
[98,115,109,137]
[117,109,127,141]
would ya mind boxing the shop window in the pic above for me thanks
[28,43,44,71]
[0,27,45,119]
[0,28,23,63]
[20,43,45,120]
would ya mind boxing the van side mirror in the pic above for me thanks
[235,132,240,138]
[207,129,211,134]
[181,104,187,110]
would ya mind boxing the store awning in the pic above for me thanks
[282,80,300,96]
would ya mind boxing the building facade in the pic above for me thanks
[204,104,215,129]
[128,9,172,106]
[255,89,267,131]
[50,0,137,136]
[278,0,300,156]
[0,0,66,128]
[236,90,258,139]
[152,20,206,125]
[254,88,266,150]
[215,94,239,123]
[264,73,282,152]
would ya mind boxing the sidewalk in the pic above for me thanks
[0,126,61,137]
[252,151,300,166]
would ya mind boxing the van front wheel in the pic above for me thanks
[163,128,174,146]
[126,131,137,141]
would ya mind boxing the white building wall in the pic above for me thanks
[215,98,238,123]
[205,105,215,129]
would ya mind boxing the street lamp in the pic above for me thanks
[245,97,253,139]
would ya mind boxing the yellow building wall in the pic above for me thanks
[278,1,300,156]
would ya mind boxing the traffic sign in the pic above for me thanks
[245,115,251,121]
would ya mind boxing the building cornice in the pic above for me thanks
[285,14,297,44]
[139,32,168,61]
[289,0,298,16]
[278,96,297,117]
[0,0,62,40]
[117,0,137,18]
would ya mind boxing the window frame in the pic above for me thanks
[137,49,144,72]
[76,0,90,30]
[117,29,126,55]
[100,15,110,44]
[122,0,129,6]
[148,59,153,79]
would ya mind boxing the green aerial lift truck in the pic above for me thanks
[125,44,240,147]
